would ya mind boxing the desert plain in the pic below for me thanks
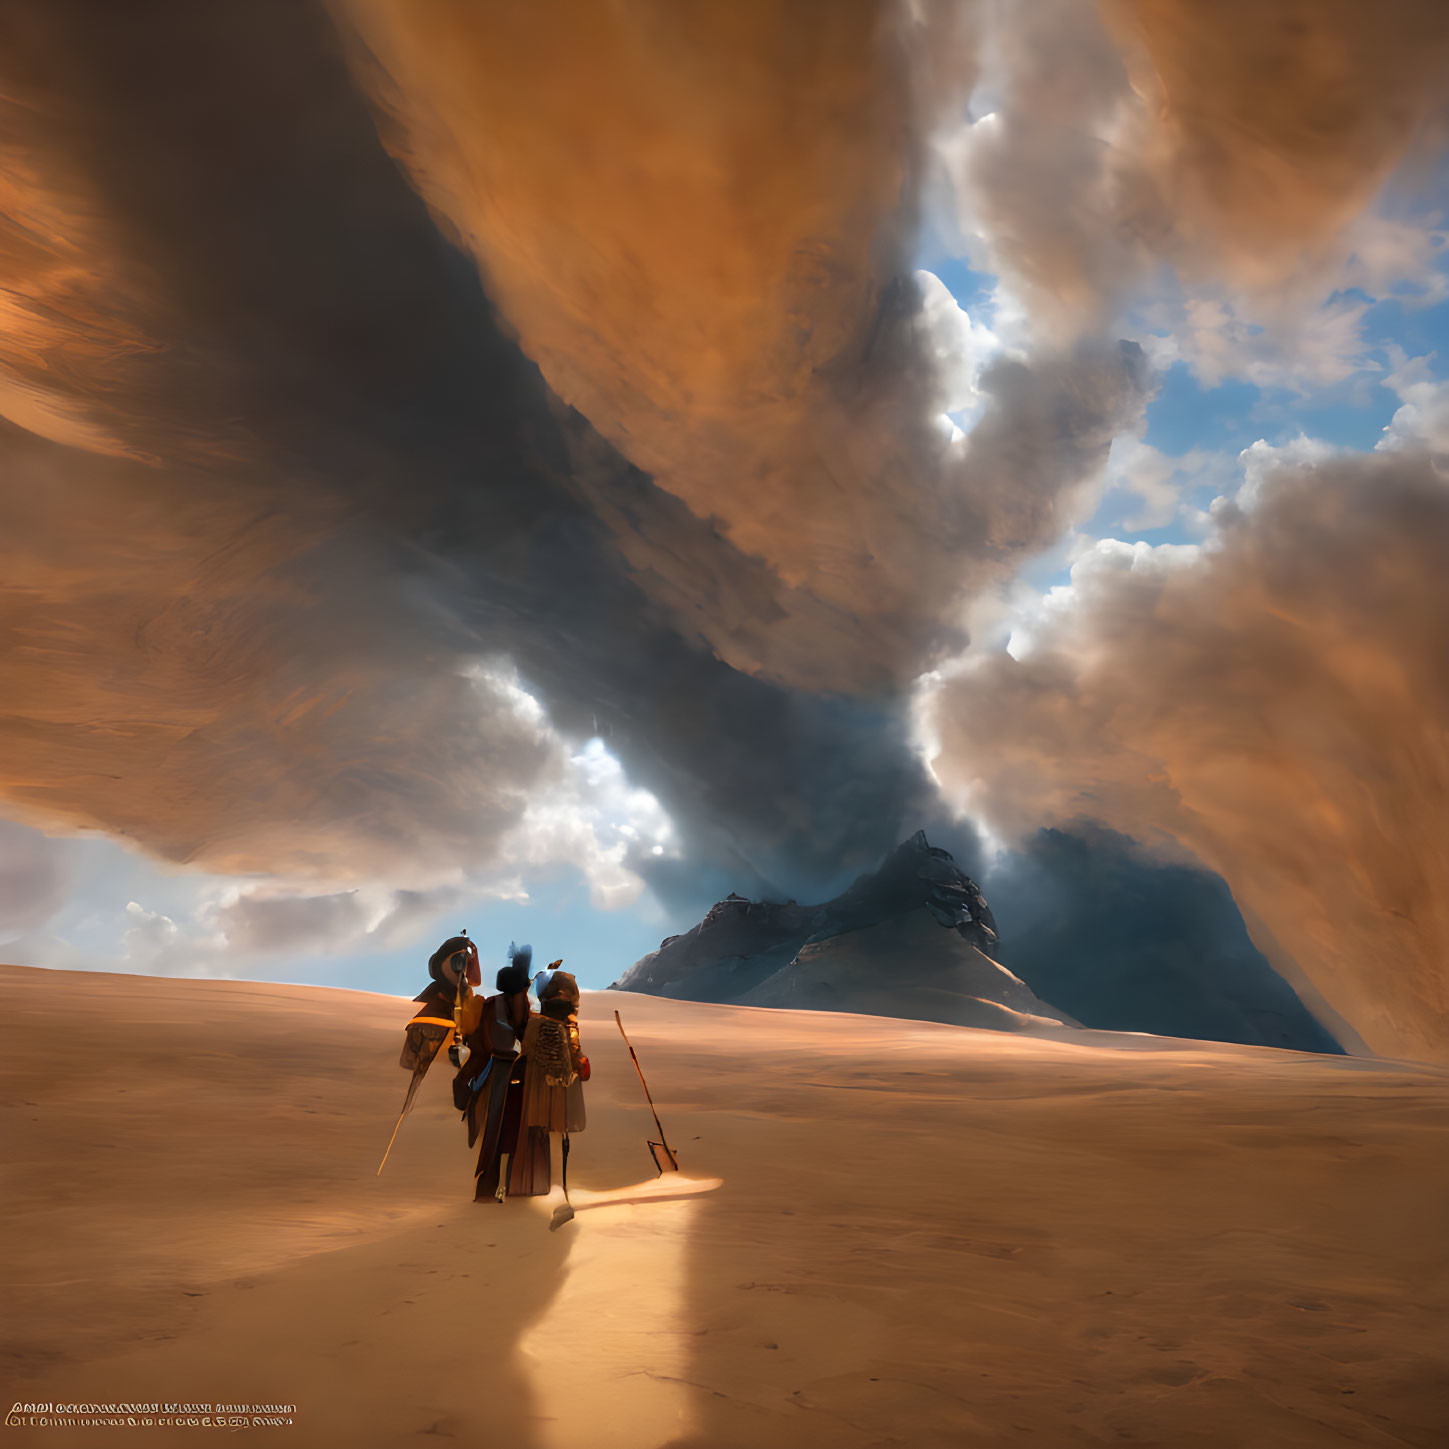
[2,961,1446,1448]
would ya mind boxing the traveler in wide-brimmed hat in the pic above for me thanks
[397,935,480,1074]
[377,935,484,1178]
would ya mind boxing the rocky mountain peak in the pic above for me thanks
[608,831,1007,1007]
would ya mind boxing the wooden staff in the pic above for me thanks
[614,1010,679,1173]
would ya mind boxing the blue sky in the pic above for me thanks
[11,831,675,997]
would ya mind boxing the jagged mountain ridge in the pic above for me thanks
[612,828,1347,1053]
[609,831,1077,1032]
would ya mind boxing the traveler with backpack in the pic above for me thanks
[507,968,589,1199]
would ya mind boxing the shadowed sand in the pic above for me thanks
[1,963,1446,1447]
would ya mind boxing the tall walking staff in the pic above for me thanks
[377,1065,428,1176]
[614,1010,679,1174]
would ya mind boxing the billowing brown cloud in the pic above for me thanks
[926,452,1449,1063]
[0,421,559,882]
[335,0,1145,690]
[1102,0,1449,284]
[0,0,1150,900]
[947,0,1449,344]
[0,79,157,460]
[0,5,559,882]
[0,1,975,894]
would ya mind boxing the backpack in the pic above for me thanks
[533,1016,578,1088]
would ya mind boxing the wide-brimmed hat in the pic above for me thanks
[428,936,478,987]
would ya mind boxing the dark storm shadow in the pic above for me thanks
[8,0,937,898]
[983,826,1345,1054]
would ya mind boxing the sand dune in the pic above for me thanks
[2,962,1446,1447]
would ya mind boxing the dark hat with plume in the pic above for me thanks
[498,941,533,995]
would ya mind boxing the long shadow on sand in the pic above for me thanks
[0,962,580,1449]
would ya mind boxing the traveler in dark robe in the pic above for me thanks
[455,943,533,1202]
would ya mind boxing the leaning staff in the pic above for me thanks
[614,1010,678,1173]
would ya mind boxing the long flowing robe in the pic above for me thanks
[457,994,530,1200]
[506,1012,587,1197]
